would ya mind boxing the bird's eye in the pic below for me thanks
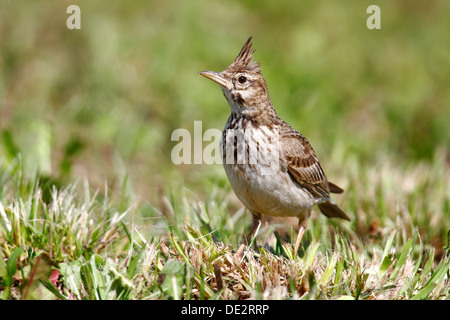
[238,76,247,84]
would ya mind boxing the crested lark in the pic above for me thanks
[199,37,350,258]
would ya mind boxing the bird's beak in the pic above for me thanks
[198,71,231,89]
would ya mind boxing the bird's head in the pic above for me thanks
[199,37,272,115]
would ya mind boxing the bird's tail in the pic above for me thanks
[318,201,351,221]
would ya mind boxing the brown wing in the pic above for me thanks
[328,181,344,194]
[278,121,351,220]
[278,121,331,199]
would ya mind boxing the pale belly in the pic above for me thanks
[222,123,315,219]
[224,162,314,219]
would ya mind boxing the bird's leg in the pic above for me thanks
[235,216,261,259]
[293,218,308,256]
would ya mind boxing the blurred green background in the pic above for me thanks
[1,0,449,204]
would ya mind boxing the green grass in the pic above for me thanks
[1,0,450,300]
[1,152,449,300]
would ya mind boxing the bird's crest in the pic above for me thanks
[226,36,261,73]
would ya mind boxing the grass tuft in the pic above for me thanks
[1,153,449,299]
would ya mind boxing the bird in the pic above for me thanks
[199,37,350,259]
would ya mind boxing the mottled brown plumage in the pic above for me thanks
[199,37,350,258]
